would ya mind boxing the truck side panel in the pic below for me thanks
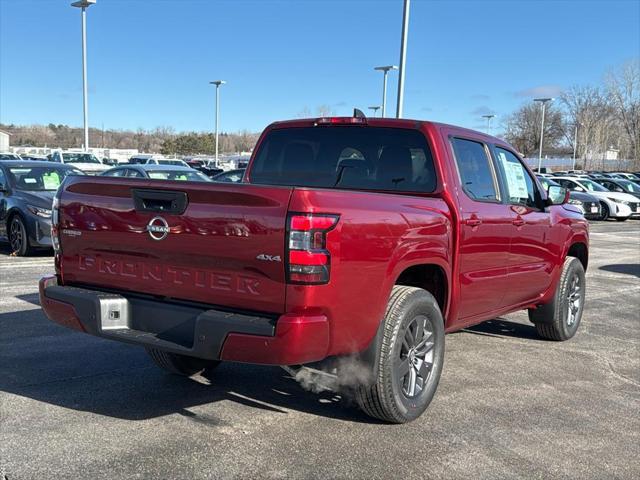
[287,187,452,357]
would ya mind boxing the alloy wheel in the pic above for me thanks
[396,315,435,398]
[9,218,24,253]
[566,273,582,327]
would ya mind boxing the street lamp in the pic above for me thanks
[396,0,411,118]
[374,66,398,118]
[534,97,553,173]
[71,0,96,151]
[482,114,495,134]
[209,80,226,164]
[572,122,584,170]
[368,105,381,117]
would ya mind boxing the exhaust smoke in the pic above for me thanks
[283,356,373,396]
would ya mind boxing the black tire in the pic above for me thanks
[145,348,220,376]
[615,217,628,222]
[9,215,34,256]
[355,286,445,424]
[528,257,586,341]
[599,202,610,221]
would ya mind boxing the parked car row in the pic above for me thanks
[538,169,640,180]
[1,148,638,258]
[1,151,231,178]
[536,170,640,221]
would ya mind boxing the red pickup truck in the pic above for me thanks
[39,116,589,423]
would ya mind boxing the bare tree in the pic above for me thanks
[503,102,566,157]
[1,123,260,155]
[296,106,312,118]
[316,105,333,117]
[560,85,612,167]
[605,60,640,165]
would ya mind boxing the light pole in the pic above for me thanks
[71,0,96,151]
[572,123,579,170]
[374,66,398,117]
[368,105,381,117]
[209,80,226,164]
[534,97,553,173]
[482,114,495,134]
[396,0,411,118]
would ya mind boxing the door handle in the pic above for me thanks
[512,216,525,227]
[465,217,482,227]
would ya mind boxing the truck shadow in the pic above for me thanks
[0,308,377,424]
[0,240,53,257]
[463,318,542,341]
[599,263,640,278]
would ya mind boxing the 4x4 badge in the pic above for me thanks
[256,254,282,262]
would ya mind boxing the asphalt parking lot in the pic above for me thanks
[1,221,638,480]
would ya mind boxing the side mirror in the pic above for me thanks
[547,185,569,205]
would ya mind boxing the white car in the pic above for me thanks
[155,159,190,167]
[49,151,110,175]
[0,152,22,161]
[613,172,640,181]
[551,176,639,221]
[129,156,189,167]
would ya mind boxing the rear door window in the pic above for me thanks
[250,126,436,193]
[450,138,499,201]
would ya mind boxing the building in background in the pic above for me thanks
[0,130,10,151]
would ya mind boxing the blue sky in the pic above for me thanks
[1,0,638,134]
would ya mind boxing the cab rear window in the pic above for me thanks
[250,126,437,193]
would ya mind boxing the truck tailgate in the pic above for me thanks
[57,177,293,314]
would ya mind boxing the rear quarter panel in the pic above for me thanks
[287,188,452,357]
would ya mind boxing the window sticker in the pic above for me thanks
[23,178,37,184]
[42,172,61,189]
[499,152,528,199]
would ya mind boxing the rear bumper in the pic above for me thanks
[39,276,329,366]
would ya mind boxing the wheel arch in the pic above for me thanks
[567,241,588,270]
[393,263,449,319]
[6,207,24,230]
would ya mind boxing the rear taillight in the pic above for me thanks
[287,214,339,285]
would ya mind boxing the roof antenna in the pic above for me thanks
[353,108,366,118]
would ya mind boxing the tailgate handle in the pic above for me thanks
[132,189,188,214]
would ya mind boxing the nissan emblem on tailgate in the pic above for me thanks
[146,216,170,241]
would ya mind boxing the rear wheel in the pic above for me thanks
[599,202,610,221]
[528,257,585,341]
[355,286,445,423]
[145,348,220,376]
[9,215,34,256]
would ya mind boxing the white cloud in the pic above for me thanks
[515,85,564,98]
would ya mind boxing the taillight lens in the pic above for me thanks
[287,214,338,284]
